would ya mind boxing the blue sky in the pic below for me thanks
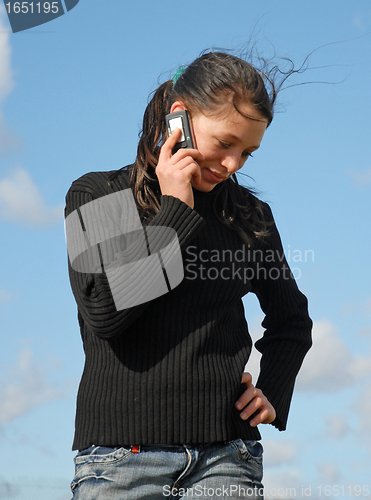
[0,0,370,498]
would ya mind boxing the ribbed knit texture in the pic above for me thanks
[65,166,312,451]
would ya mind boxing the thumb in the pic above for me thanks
[241,372,253,386]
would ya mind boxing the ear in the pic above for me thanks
[170,101,187,114]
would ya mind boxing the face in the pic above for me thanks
[170,100,268,192]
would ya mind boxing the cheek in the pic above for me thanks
[195,141,219,163]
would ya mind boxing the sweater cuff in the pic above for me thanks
[255,337,312,431]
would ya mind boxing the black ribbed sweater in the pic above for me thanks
[65,166,312,451]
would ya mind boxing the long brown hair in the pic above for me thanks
[121,52,281,245]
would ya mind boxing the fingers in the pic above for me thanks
[159,128,203,164]
[175,155,200,171]
[160,127,183,160]
[235,372,276,427]
[250,403,276,427]
[158,155,201,187]
[173,148,204,166]
[235,372,254,410]
[156,128,203,207]
[235,386,264,416]
[239,392,276,427]
[239,390,266,422]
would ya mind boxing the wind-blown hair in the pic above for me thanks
[115,51,285,245]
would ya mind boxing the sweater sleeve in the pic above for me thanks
[65,178,205,341]
[250,204,313,431]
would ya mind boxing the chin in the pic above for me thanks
[192,181,218,192]
[192,168,222,192]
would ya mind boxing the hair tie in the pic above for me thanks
[172,65,187,85]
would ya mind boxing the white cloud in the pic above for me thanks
[0,7,21,154]
[324,414,351,439]
[356,383,371,440]
[263,439,298,468]
[0,168,63,227]
[317,461,342,484]
[0,114,21,153]
[0,8,13,102]
[296,320,371,392]
[359,327,371,338]
[348,167,371,187]
[0,347,61,426]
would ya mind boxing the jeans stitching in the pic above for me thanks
[171,446,193,490]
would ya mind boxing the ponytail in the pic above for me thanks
[130,80,173,221]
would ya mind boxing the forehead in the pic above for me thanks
[199,91,267,120]
[194,103,268,145]
[196,97,267,124]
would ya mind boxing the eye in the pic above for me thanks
[218,140,231,149]
[218,140,253,160]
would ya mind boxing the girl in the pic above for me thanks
[66,51,312,499]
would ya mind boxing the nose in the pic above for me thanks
[220,154,241,175]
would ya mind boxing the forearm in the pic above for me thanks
[66,188,205,340]
[250,204,313,429]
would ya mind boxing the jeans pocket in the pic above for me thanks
[232,439,263,464]
[71,446,132,493]
[74,445,132,471]
[231,439,263,483]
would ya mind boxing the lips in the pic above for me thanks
[206,169,228,182]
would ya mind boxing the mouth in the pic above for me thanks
[205,169,228,183]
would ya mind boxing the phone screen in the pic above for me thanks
[167,116,186,142]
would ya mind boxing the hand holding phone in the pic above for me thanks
[165,110,195,154]
[156,110,202,208]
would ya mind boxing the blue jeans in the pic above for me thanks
[70,439,264,499]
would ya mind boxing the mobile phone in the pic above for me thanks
[165,110,194,154]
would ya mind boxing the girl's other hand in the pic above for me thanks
[156,128,203,209]
[235,372,276,427]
